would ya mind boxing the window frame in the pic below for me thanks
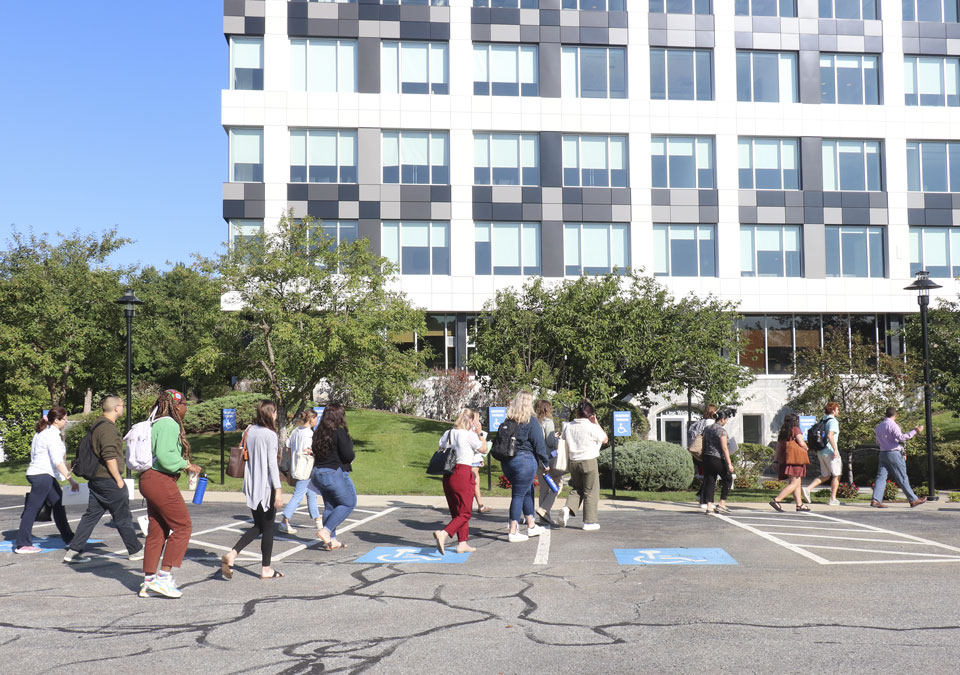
[821,139,883,192]
[229,219,264,249]
[563,223,631,276]
[474,222,542,276]
[230,36,264,91]
[650,0,713,14]
[565,0,626,9]
[382,130,450,185]
[740,224,803,278]
[910,226,960,278]
[473,133,540,186]
[738,137,800,190]
[229,128,264,183]
[381,221,451,275]
[736,50,799,103]
[734,0,797,17]
[904,56,960,107]
[653,224,717,277]
[825,226,885,278]
[819,53,881,105]
[818,0,879,19]
[651,135,715,189]
[562,135,629,188]
[650,47,714,101]
[473,43,539,97]
[381,41,449,95]
[473,0,539,7]
[290,38,358,93]
[902,0,959,22]
[561,46,628,99]
[289,129,358,184]
[906,140,960,192]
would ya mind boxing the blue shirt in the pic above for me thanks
[821,415,839,456]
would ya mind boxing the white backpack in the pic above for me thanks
[124,408,157,472]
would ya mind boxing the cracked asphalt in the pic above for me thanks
[2,494,960,673]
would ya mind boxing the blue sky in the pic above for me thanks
[0,1,227,270]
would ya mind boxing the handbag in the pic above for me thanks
[426,432,457,476]
[226,427,251,479]
[784,439,809,466]
[291,450,315,481]
[553,438,569,473]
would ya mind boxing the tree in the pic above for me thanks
[905,298,960,419]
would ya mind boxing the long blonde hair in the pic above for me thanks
[506,391,534,425]
[454,408,477,430]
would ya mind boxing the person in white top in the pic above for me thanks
[560,399,608,530]
[433,408,487,555]
[278,409,321,536]
[15,407,80,553]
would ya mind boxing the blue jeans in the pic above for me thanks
[873,451,918,503]
[282,478,320,522]
[310,468,356,538]
[502,451,537,523]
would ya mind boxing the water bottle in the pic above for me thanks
[542,471,560,494]
[192,474,208,505]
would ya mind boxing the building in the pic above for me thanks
[221,0,960,445]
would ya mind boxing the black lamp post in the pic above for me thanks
[904,270,942,500]
[115,289,143,478]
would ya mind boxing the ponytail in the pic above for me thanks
[36,406,68,433]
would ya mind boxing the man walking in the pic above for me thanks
[871,407,926,508]
[63,396,144,563]
[803,402,842,506]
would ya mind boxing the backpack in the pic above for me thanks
[687,418,709,461]
[72,419,110,480]
[688,435,704,461]
[124,408,158,472]
[807,418,829,452]
[490,419,520,462]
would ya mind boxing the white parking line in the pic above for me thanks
[271,507,397,561]
[533,527,551,565]
[34,507,148,529]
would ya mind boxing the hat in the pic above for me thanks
[165,389,185,404]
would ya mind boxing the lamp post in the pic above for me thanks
[115,289,143,478]
[904,270,942,500]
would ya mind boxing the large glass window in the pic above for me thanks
[564,223,630,275]
[735,0,797,16]
[474,134,539,186]
[229,219,263,249]
[822,140,882,191]
[473,44,538,97]
[738,138,799,190]
[382,41,449,95]
[902,0,959,21]
[653,224,717,277]
[650,48,713,101]
[904,56,960,107]
[230,128,263,182]
[651,0,712,13]
[736,51,799,102]
[565,0,625,9]
[231,37,263,90]
[911,227,960,277]
[819,0,878,19]
[825,226,884,278]
[290,130,357,183]
[382,221,450,275]
[561,47,627,99]
[382,0,449,5]
[740,225,802,277]
[291,39,357,92]
[473,0,538,7]
[820,54,880,104]
[562,135,628,187]
[475,223,541,275]
[906,141,960,192]
[651,136,715,189]
[382,131,449,184]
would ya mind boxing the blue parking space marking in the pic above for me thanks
[614,548,738,565]
[355,546,471,564]
[1,537,102,554]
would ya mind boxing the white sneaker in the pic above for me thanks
[699,503,708,512]
[278,521,298,535]
[128,549,145,562]
[507,532,529,543]
[801,487,811,503]
[526,524,545,537]
[147,573,183,599]
[561,506,571,527]
[582,523,600,531]
[828,499,840,506]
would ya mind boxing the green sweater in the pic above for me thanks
[151,417,188,475]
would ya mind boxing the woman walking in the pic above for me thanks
[278,408,320,536]
[15,407,79,554]
[770,414,810,512]
[560,400,608,529]
[499,391,550,543]
[701,408,735,514]
[432,408,487,555]
[138,390,203,598]
[309,404,356,551]
[221,400,284,580]
[534,400,563,526]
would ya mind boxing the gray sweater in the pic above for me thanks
[242,425,282,511]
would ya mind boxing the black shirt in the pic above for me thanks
[314,428,355,472]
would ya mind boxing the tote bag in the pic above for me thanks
[226,427,250,479]
[553,438,569,473]
[784,439,809,466]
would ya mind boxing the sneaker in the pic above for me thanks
[699,503,708,512]
[801,487,811,503]
[828,499,840,506]
[582,523,600,531]
[147,573,183,599]
[278,521,298,535]
[526,524,546,537]
[561,506,571,528]
[138,577,155,598]
[63,550,90,564]
[15,545,42,554]
[507,532,529,543]
[128,549,145,562]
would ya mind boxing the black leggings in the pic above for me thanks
[232,505,277,566]
[702,455,732,504]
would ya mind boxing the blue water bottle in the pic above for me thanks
[542,471,559,494]
[192,474,208,505]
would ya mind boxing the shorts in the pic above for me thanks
[817,453,842,478]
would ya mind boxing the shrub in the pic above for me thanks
[733,474,755,489]
[871,480,899,501]
[914,485,932,498]
[762,480,786,491]
[949,492,960,503]
[597,439,692,491]
[0,392,48,461]
[181,393,266,433]
[734,442,775,469]
[836,482,859,499]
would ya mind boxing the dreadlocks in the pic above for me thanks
[153,391,192,462]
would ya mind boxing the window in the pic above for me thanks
[475,223,541,275]
[738,138,799,189]
[229,219,263,248]
[740,225,802,277]
[650,48,713,101]
[820,54,880,104]
[565,0,625,8]
[742,414,764,444]
[911,227,960,277]
[382,221,450,275]
[822,140,882,191]
[230,128,263,182]
[825,226,884,277]
[564,223,630,275]
[736,51,798,102]
[382,131,449,184]
[474,134,539,186]
[290,130,357,183]
[473,44,538,96]
[819,0,878,19]
[651,136,715,189]
[562,135,628,187]
[420,314,457,371]
[473,0,538,6]
[902,0,959,21]
[904,56,960,107]
[907,141,960,192]
[735,0,796,16]
[382,0,449,5]
[307,220,358,250]
[231,37,263,90]
[382,42,448,94]
[651,0,712,13]
[653,224,717,277]
[291,39,357,92]
[561,47,627,99]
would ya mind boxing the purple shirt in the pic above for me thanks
[874,418,917,453]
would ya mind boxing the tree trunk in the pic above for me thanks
[83,388,93,414]
[844,450,854,485]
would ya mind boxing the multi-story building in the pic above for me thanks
[221,0,960,445]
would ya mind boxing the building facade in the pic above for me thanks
[221,0,960,444]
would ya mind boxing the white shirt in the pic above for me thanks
[288,426,313,457]
[27,426,68,479]
[440,429,483,466]
[561,419,607,462]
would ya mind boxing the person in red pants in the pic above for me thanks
[137,390,202,598]
[433,409,487,555]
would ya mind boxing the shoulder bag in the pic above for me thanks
[226,427,251,479]
[784,439,809,466]
[553,437,569,473]
[426,432,457,476]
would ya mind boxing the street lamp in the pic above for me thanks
[115,289,143,478]
[904,270,942,500]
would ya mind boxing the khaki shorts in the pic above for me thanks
[817,453,842,477]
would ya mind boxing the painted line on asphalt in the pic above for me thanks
[533,526,551,565]
[800,544,960,559]
[761,531,948,546]
[713,513,831,564]
[271,507,398,562]
[34,507,148,529]
[808,512,960,554]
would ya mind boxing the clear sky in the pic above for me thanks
[0,1,227,270]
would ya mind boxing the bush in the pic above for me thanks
[949,492,960,503]
[836,482,859,499]
[181,393,266,433]
[914,485,932,498]
[762,480,786,491]
[597,439,692,491]
[733,474,755,489]
[0,392,48,461]
[871,480,899,501]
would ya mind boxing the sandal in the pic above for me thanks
[478,505,491,513]
[796,504,811,512]
[769,499,783,512]
[325,541,348,551]
[220,555,234,580]
[261,569,284,579]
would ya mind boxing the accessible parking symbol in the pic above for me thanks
[614,548,738,565]
[355,546,471,564]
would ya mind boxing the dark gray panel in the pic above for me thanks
[473,202,493,220]
[245,17,265,34]
[308,184,339,200]
[399,22,431,40]
[823,192,842,207]
[339,20,359,39]
[611,188,631,205]
[287,0,307,19]
[288,184,308,201]
[339,3,359,20]
[472,24,492,42]
[522,186,542,203]
[803,190,823,206]
[925,209,953,226]
[920,39,947,55]
[757,191,785,207]
[803,207,823,223]
[358,219,381,255]
[400,201,431,219]
[400,185,431,201]
[699,206,719,223]
[801,138,823,191]
[540,42,561,97]
[841,192,869,208]
[492,202,523,220]
[539,9,560,26]
[540,131,562,186]
[224,0,245,17]
[541,221,564,277]
[582,188,611,204]
[399,5,429,22]
[582,204,612,221]
[539,25,561,42]
[307,18,338,37]
[244,201,265,218]
[431,185,451,202]
[379,4,400,20]
[562,187,583,204]
[562,203,583,220]
[359,201,380,219]
[908,208,925,225]
[784,191,803,207]
[919,22,947,38]
[841,207,869,224]
[799,50,821,104]
[490,7,519,24]
[307,201,339,219]
[739,206,757,223]
[609,11,629,29]
[652,189,671,206]
[520,25,540,42]
[579,11,608,28]
[522,203,542,220]
[223,200,244,219]
[869,192,887,207]
[244,183,265,200]
[698,189,718,206]
[359,3,379,20]
[579,27,608,44]
[358,37,380,93]
[288,17,308,36]
[430,23,450,40]
[338,184,359,201]
[925,193,953,209]
[471,7,490,24]
[473,186,492,203]
[560,26,579,43]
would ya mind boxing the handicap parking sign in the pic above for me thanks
[222,408,237,432]
[613,411,631,437]
[798,415,817,436]
[355,546,470,564]
[488,407,507,433]
[614,548,738,565]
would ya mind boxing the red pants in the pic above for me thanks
[442,464,474,542]
[139,469,192,574]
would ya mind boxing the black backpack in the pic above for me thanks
[490,419,520,462]
[806,418,829,452]
[72,420,109,480]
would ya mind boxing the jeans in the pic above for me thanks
[16,474,73,548]
[70,478,142,555]
[501,451,537,523]
[282,478,320,522]
[311,468,356,538]
[873,451,918,503]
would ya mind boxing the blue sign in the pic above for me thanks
[313,407,326,430]
[489,407,507,433]
[354,546,471,564]
[798,415,817,436]
[222,408,237,432]
[613,411,631,437]
[614,548,738,565]
[1,537,101,554]
[42,409,50,419]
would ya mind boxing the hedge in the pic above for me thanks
[598,439,693,491]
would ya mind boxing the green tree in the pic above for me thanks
[905,298,960,418]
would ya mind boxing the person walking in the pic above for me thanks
[278,409,321,536]
[872,407,927,508]
[701,408,735,514]
[803,402,842,506]
[560,399,608,530]
[535,400,563,526]
[432,408,487,555]
[770,414,810,513]
[500,391,550,542]
[687,404,717,511]
[137,390,203,598]
[64,396,144,564]
[309,404,357,550]
[15,407,79,554]
[221,400,285,580]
